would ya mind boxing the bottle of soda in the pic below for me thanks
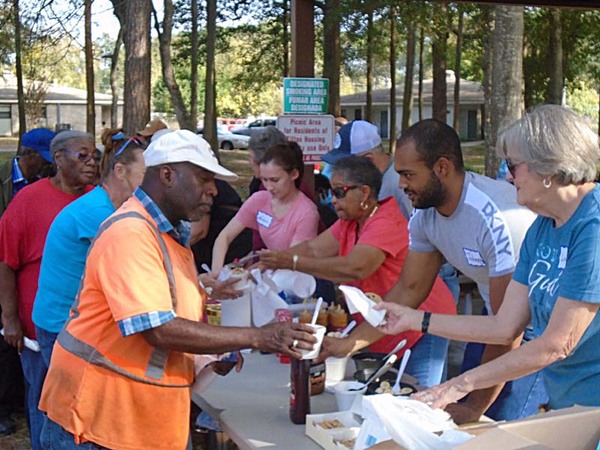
[290,358,311,424]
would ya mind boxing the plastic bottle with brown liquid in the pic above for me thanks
[289,358,311,424]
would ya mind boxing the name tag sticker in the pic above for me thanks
[558,246,568,269]
[256,210,273,228]
[463,248,486,267]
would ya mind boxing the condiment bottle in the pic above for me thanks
[290,358,311,424]
[328,304,349,332]
[316,307,329,327]
[309,360,325,396]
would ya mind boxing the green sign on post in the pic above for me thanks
[283,78,329,114]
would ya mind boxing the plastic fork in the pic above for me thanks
[392,349,411,395]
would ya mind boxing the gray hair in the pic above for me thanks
[248,126,288,162]
[331,155,382,199]
[50,130,95,156]
[497,105,600,185]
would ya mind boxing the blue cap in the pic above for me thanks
[21,128,56,163]
[321,120,382,165]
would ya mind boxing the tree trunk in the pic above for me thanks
[204,0,219,155]
[122,0,151,135]
[431,3,448,123]
[110,0,126,129]
[418,26,424,121]
[110,30,122,129]
[389,5,397,152]
[546,9,563,105]
[14,0,26,138]
[482,7,494,153]
[402,22,416,133]
[323,0,341,116]
[85,0,95,136]
[365,9,374,122]
[190,0,199,131]
[154,0,192,130]
[486,5,524,177]
[453,7,464,133]
[282,0,290,77]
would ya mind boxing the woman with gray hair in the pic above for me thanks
[376,105,600,413]
[260,156,456,387]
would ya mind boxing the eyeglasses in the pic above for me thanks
[114,136,145,158]
[506,159,526,177]
[331,185,359,199]
[61,148,96,164]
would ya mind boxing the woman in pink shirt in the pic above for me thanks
[212,142,319,274]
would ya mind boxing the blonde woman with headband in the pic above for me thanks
[33,128,147,368]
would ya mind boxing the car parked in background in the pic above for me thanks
[197,125,250,150]
[231,117,277,136]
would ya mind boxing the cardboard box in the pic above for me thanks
[370,405,600,450]
[306,411,361,450]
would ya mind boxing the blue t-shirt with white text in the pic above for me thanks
[513,184,600,409]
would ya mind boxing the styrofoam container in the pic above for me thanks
[334,381,367,411]
[300,324,327,360]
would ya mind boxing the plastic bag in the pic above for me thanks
[356,395,474,450]
[250,269,288,327]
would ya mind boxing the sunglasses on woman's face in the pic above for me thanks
[506,159,526,177]
[331,185,359,199]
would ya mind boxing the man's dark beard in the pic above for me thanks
[412,171,447,209]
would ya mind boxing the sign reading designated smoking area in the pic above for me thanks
[283,78,329,114]
[277,115,335,162]
[281,77,333,162]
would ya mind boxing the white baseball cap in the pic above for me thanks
[144,129,238,182]
[322,120,382,165]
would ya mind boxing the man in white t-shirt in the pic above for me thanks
[386,119,547,423]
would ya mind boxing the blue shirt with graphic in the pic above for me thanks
[513,184,600,409]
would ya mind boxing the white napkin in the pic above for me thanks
[338,285,385,327]
[1,329,40,352]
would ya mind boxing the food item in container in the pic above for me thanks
[229,266,249,290]
[335,438,356,449]
[365,292,382,303]
[316,419,344,429]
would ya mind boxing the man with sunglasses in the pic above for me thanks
[0,130,95,449]
[384,119,545,424]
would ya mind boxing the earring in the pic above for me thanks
[543,178,552,189]
[360,201,368,210]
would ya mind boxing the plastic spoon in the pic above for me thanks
[201,263,211,273]
[392,349,411,395]
[310,297,323,326]
[383,338,407,361]
[339,320,356,338]
[349,353,398,391]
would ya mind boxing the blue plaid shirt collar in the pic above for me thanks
[133,187,191,247]
[12,158,27,194]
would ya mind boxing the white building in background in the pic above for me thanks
[0,74,123,136]
[341,71,484,140]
